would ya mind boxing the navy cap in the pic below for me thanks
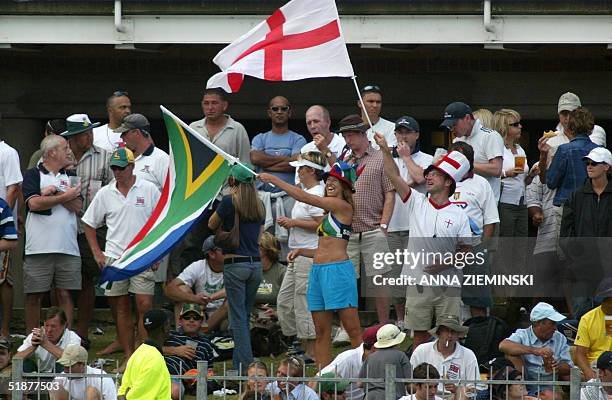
[440,102,473,129]
[597,351,612,370]
[143,309,168,332]
[395,116,420,133]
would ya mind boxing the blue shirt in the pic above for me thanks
[216,195,263,257]
[252,130,306,192]
[507,326,573,390]
[546,135,599,206]
[0,198,17,242]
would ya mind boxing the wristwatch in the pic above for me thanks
[325,150,333,158]
[380,223,388,229]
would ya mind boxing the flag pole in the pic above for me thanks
[351,76,374,129]
[159,105,258,177]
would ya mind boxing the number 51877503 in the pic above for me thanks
[9,381,60,391]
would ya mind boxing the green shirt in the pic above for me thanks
[256,261,285,305]
[118,342,171,399]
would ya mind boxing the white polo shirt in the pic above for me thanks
[93,124,123,153]
[17,328,82,373]
[410,340,479,392]
[82,176,160,259]
[388,151,433,232]
[134,145,169,192]
[453,119,504,201]
[296,133,346,184]
[54,365,117,400]
[318,344,365,400]
[288,183,325,249]
[451,174,499,245]
[367,117,397,149]
[401,190,472,286]
[177,259,224,314]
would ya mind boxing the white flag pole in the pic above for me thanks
[351,76,374,129]
[159,105,258,177]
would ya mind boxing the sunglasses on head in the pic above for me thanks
[110,165,128,171]
[112,91,129,97]
[182,314,203,321]
[270,106,289,112]
[509,122,522,127]
[584,160,604,166]
[362,85,381,92]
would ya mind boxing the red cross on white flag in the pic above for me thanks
[206,0,355,93]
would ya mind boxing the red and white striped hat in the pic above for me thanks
[424,150,470,195]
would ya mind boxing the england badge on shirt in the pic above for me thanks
[135,196,145,207]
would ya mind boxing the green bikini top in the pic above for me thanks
[317,213,352,241]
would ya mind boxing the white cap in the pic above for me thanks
[289,159,325,170]
[424,150,471,193]
[530,302,566,322]
[583,147,612,166]
[374,324,406,349]
[558,92,581,113]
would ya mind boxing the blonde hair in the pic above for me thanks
[230,180,265,222]
[493,109,521,140]
[473,108,493,129]
[258,232,280,263]
[299,151,326,180]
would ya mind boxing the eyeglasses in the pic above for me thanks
[270,106,290,113]
[182,315,203,321]
[112,91,129,97]
[0,339,9,349]
[584,160,604,166]
[362,85,381,92]
[110,165,128,171]
[509,122,522,127]
[425,171,446,179]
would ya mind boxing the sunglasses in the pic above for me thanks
[362,85,381,92]
[112,90,129,97]
[270,106,290,112]
[584,160,604,166]
[182,315,203,321]
[509,122,522,127]
[110,165,128,171]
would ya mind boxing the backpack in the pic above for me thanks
[251,324,290,358]
[462,316,509,368]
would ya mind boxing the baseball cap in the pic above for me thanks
[109,147,135,168]
[0,338,10,351]
[595,277,612,298]
[558,92,581,113]
[362,324,384,348]
[60,114,101,137]
[530,302,566,322]
[115,113,150,134]
[57,344,88,367]
[201,235,217,254]
[597,351,612,370]
[338,114,368,135]
[374,324,406,349]
[229,163,255,183]
[583,147,612,167]
[361,84,381,95]
[395,116,420,133]
[143,309,169,332]
[180,303,204,318]
[319,372,350,393]
[440,102,473,129]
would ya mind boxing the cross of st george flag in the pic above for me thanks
[100,107,233,284]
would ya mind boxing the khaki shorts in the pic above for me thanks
[0,251,14,286]
[104,257,155,297]
[23,254,82,293]
[404,285,461,331]
[276,256,316,339]
[348,229,392,278]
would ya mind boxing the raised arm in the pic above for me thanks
[373,133,412,200]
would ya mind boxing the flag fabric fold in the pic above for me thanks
[206,0,354,92]
[100,108,233,284]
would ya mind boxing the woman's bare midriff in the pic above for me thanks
[313,236,349,265]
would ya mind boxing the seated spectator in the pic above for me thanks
[15,307,81,373]
[255,232,285,309]
[165,236,227,332]
[410,315,478,399]
[319,372,350,400]
[499,302,571,397]
[164,304,217,400]
[475,357,516,400]
[580,351,612,400]
[359,324,412,400]
[313,324,383,400]
[245,360,273,400]
[0,338,12,394]
[399,363,443,400]
[49,344,117,400]
[275,357,319,400]
[574,279,612,380]
[490,367,536,400]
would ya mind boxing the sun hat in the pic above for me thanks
[60,114,101,137]
[324,161,357,192]
[428,314,469,338]
[374,324,406,349]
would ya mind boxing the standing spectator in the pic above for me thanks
[358,85,397,148]
[387,116,433,328]
[93,90,131,152]
[49,344,117,400]
[339,114,395,329]
[61,113,113,348]
[118,309,171,400]
[164,304,217,400]
[81,147,160,372]
[22,135,82,333]
[277,152,326,362]
[299,105,346,175]
[15,307,81,373]
[28,119,67,169]
[410,315,478,397]
[443,102,504,201]
[0,197,17,338]
[473,108,494,130]
[208,164,265,373]
[499,302,572,396]
[258,160,362,369]
[0,131,22,339]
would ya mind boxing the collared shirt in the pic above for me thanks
[367,117,397,149]
[53,366,117,400]
[93,123,123,153]
[296,133,346,184]
[278,382,320,400]
[546,135,600,206]
[189,114,251,164]
[74,144,112,233]
[0,141,23,200]
[507,326,573,389]
[134,144,169,191]
[342,145,394,233]
[575,306,612,364]
[164,328,217,376]
[451,174,499,245]
[17,328,82,372]
[319,344,365,400]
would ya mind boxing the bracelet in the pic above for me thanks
[502,170,506,178]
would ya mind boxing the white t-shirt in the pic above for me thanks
[410,341,479,393]
[451,174,499,245]
[93,124,123,153]
[401,190,472,287]
[580,378,609,400]
[177,259,224,313]
[453,119,504,201]
[53,365,117,400]
[367,117,397,149]
[288,184,325,249]
[134,146,170,192]
[388,151,433,232]
[297,133,347,184]
[318,344,365,400]
[82,176,160,259]
[0,141,23,200]
[500,145,528,205]
[400,394,444,400]
[17,328,82,372]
